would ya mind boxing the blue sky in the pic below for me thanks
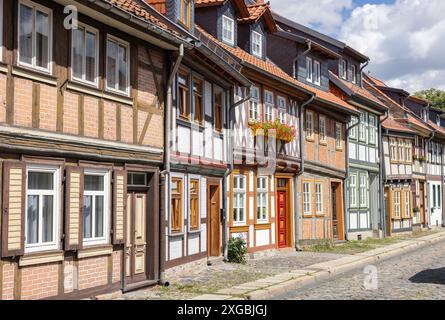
[268,0,445,92]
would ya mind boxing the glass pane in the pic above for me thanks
[72,28,84,79]
[19,4,33,65]
[95,195,104,238]
[83,195,93,239]
[84,175,104,191]
[118,45,127,92]
[107,40,117,89]
[27,195,39,244]
[36,10,49,69]
[130,173,146,186]
[85,31,96,82]
[28,172,53,190]
[42,195,53,242]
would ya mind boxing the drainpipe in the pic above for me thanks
[159,44,184,286]
[294,93,315,251]
[359,61,369,88]
[379,111,389,238]
[223,86,251,261]
[426,121,436,229]
[344,116,361,241]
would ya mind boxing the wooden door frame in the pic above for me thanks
[275,175,293,248]
[331,180,345,241]
[207,178,221,258]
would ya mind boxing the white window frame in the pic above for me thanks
[335,122,342,150]
[352,65,357,84]
[319,115,326,144]
[25,165,60,253]
[404,190,410,217]
[277,96,286,124]
[390,138,397,161]
[303,182,311,215]
[313,60,321,86]
[315,182,323,215]
[306,57,313,82]
[350,174,357,208]
[18,0,53,74]
[264,90,274,122]
[349,116,358,140]
[405,140,412,163]
[359,112,367,142]
[249,86,260,121]
[256,176,268,223]
[368,114,376,145]
[398,139,405,162]
[222,15,234,45]
[233,175,246,226]
[306,111,314,140]
[83,170,110,246]
[71,22,99,87]
[359,173,368,208]
[394,190,401,218]
[251,31,262,58]
[106,34,130,96]
[340,59,347,79]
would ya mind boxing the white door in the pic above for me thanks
[429,182,442,227]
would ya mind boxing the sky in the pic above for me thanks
[268,0,445,93]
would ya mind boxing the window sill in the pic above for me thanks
[188,229,201,235]
[319,141,327,146]
[254,223,271,230]
[67,81,133,106]
[0,63,7,74]
[19,250,64,267]
[12,65,57,86]
[77,244,113,259]
[169,232,185,238]
[306,137,315,142]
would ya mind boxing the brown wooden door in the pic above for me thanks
[332,185,338,240]
[277,191,287,248]
[125,192,148,284]
[209,185,220,257]
[419,182,425,225]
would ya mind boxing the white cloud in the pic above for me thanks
[269,0,353,35]
[339,0,445,92]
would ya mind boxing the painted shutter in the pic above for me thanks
[1,161,26,258]
[64,166,84,251]
[409,189,414,219]
[388,188,395,220]
[113,170,127,245]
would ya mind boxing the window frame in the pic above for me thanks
[18,0,53,74]
[390,138,397,162]
[177,68,191,120]
[306,57,313,83]
[315,182,323,215]
[359,173,368,208]
[214,91,223,132]
[171,177,183,234]
[70,22,100,87]
[251,30,263,58]
[82,169,110,246]
[303,182,311,216]
[359,112,367,142]
[352,64,357,84]
[222,15,235,45]
[233,175,247,226]
[105,34,130,96]
[306,111,314,141]
[349,173,357,208]
[264,90,274,122]
[398,139,405,163]
[189,179,200,231]
[404,189,410,218]
[405,140,413,164]
[335,122,343,150]
[192,76,203,124]
[340,59,347,80]
[313,60,321,86]
[349,116,358,140]
[394,190,401,218]
[25,165,60,253]
[179,0,191,29]
[256,176,268,224]
[319,115,327,144]
[277,96,287,124]
[368,114,376,145]
[249,86,260,121]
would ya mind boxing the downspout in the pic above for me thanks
[344,117,361,241]
[359,61,369,88]
[294,93,315,251]
[159,44,184,286]
[379,111,389,238]
[223,86,251,262]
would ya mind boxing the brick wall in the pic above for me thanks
[39,85,57,131]
[21,263,59,300]
[2,261,15,300]
[78,256,108,291]
[13,77,33,127]
[112,250,122,284]
[0,73,6,122]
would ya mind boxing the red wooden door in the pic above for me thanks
[277,191,287,248]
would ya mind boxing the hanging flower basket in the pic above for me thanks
[248,120,296,144]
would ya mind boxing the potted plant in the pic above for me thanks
[248,120,296,144]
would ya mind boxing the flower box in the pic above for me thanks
[248,120,296,144]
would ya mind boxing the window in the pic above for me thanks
[214,92,223,132]
[189,179,200,230]
[252,31,262,58]
[359,174,368,207]
[277,96,286,124]
[256,177,268,223]
[306,57,313,82]
[398,139,404,162]
[390,138,397,162]
[222,15,234,45]
[438,185,441,208]
[315,183,323,215]
[303,182,311,215]
[264,90,274,122]
[437,115,441,126]
[233,175,246,225]
[306,111,314,140]
[26,166,59,253]
[394,190,401,218]
[340,59,347,79]
[405,140,412,163]
[352,65,357,84]
[359,112,366,142]
[314,60,321,86]
[71,23,99,86]
[106,35,129,95]
[178,70,190,119]
[83,171,109,245]
[249,87,260,121]
[368,115,376,145]
[18,0,52,73]
[404,190,410,218]
[335,122,342,150]
[433,185,436,208]
[127,172,147,187]
[179,0,191,29]
[350,174,357,208]
[171,178,183,233]
[319,116,326,144]
[349,116,358,139]
[193,78,203,124]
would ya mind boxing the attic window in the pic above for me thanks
[222,15,234,45]
[179,0,191,29]
[437,115,441,126]
[252,31,262,58]
[340,59,347,80]
[352,65,357,84]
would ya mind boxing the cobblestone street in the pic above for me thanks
[278,239,445,300]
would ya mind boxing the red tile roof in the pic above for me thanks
[367,75,387,87]
[195,25,358,114]
[382,116,415,134]
[428,120,445,136]
[195,0,250,18]
[238,3,277,32]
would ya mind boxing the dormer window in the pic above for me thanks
[314,60,321,86]
[179,0,191,29]
[306,57,313,82]
[352,65,357,84]
[340,59,347,80]
[252,31,262,58]
[422,109,428,122]
[222,15,234,45]
[437,115,441,126]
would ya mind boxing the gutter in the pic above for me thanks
[294,93,315,251]
[379,111,389,238]
[359,60,369,88]
[159,44,184,286]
